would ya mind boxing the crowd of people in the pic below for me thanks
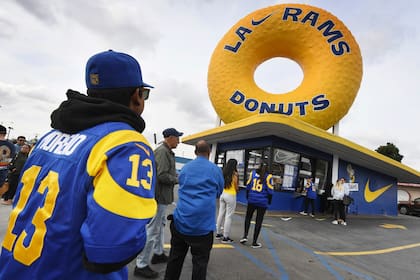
[0,128,31,205]
[0,50,352,280]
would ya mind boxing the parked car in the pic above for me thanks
[398,197,420,215]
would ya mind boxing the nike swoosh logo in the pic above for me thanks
[364,179,392,203]
[251,14,272,26]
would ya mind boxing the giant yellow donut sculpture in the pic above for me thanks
[208,4,363,130]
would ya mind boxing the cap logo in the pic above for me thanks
[90,74,99,85]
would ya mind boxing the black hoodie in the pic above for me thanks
[50,89,145,134]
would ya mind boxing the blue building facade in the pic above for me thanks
[216,135,398,215]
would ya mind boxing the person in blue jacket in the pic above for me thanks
[299,177,317,217]
[240,163,274,248]
[164,140,224,280]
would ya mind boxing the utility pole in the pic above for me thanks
[6,126,13,140]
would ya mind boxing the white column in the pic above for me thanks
[332,122,340,184]
[209,116,221,163]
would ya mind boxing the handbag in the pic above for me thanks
[343,195,353,206]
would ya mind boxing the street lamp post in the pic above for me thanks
[6,126,13,140]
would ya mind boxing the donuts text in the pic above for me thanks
[229,91,330,116]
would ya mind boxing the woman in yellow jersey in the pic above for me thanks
[215,159,239,243]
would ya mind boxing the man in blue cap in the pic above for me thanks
[0,50,157,280]
[134,127,183,278]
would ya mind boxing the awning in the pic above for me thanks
[182,114,420,184]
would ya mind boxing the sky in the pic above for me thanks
[0,0,419,172]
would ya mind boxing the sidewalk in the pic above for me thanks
[1,202,420,279]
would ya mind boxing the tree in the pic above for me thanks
[375,142,404,162]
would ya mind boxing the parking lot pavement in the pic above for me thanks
[2,202,420,279]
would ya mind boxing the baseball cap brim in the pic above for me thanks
[142,82,154,88]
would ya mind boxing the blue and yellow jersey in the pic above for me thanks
[0,122,157,280]
[246,170,274,208]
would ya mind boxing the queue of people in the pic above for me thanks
[0,49,354,280]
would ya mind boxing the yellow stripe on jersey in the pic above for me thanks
[87,130,151,175]
[266,174,274,190]
[92,164,157,219]
[246,172,253,185]
[87,130,157,219]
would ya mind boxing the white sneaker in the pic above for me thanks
[251,242,262,248]
[342,222,347,226]
[299,211,308,216]
[332,220,339,225]
[239,237,248,244]
[310,214,315,218]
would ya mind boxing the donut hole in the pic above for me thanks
[254,57,303,95]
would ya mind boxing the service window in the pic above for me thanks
[245,148,270,185]
[314,159,329,194]
[226,150,246,187]
[272,148,300,191]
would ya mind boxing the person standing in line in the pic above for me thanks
[299,177,317,217]
[134,127,183,279]
[14,136,26,152]
[0,125,16,197]
[240,163,274,248]
[1,144,31,205]
[164,140,224,280]
[331,178,349,226]
[0,50,157,279]
[216,158,239,243]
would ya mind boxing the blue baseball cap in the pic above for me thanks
[163,128,183,138]
[85,50,153,89]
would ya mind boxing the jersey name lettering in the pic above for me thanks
[38,131,86,156]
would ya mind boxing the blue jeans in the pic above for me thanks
[136,204,168,268]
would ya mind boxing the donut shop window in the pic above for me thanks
[226,150,246,187]
[271,148,300,191]
[244,148,270,185]
[216,149,246,187]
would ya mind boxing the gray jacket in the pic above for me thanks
[154,142,177,204]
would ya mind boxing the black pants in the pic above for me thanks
[303,197,315,215]
[3,173,19,201]
[164,220,213,280]
[243,204,267,244]
[332,200,346,222]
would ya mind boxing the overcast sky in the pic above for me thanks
[0,0,419,172]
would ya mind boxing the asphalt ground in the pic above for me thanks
[1,200,420,279]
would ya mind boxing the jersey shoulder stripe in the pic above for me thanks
[87,129,156,219]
